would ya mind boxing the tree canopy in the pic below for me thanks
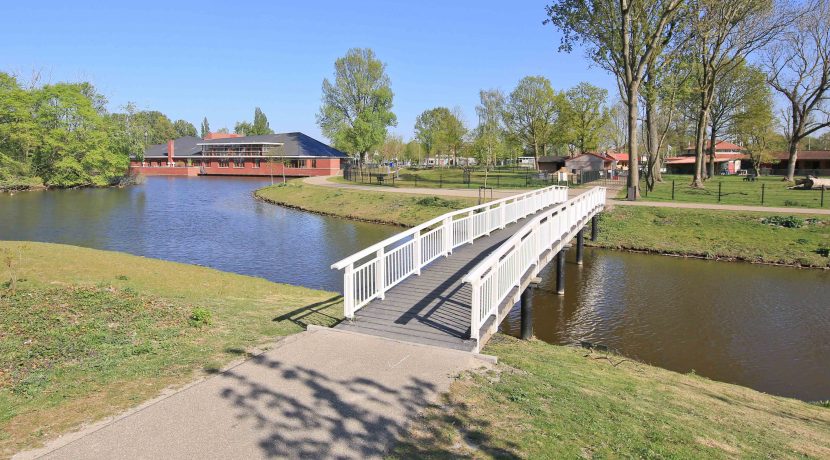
[317,48,397,158]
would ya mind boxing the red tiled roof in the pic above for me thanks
[607,152,629,161]
[666,153,749,164]
[684,140,744,152]
[772,150,830,160]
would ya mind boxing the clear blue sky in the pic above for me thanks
[2,1,616,142]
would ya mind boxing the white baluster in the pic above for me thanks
[376,248,385,300]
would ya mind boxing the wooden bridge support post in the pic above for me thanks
[556,246,569,295]
[576,229,584,265]
[591,215,599,241]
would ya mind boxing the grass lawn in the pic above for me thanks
[334,167,580,190]
[0,241,341,456]
[594,205,830,267]
[395,335,830,458]
[255,180,478,227]
[627,174,829,209]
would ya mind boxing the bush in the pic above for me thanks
[188,307,212,327]
[761,215,804,228]
[415,196,462,208]
[816,246,830,257]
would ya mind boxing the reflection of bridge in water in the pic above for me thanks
[331,185,606,352]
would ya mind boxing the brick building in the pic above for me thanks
[130,132,347,177]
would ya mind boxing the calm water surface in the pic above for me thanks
[501,248,830,401]
[1,177,827,400]
[0,176,397,291]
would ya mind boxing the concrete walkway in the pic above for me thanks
[308,176,830,215]
[17,328,492,460]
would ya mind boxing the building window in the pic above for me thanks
[310,159,317,168]
[234,158,245,168]
[219,159,229,168]
[288,159,304,168]
[203,160,211,168]
[252,159,261,168]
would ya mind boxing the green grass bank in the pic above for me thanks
[0,241,341,456]
[256,182,830,268]
[255,181,478,227]
[395,335,830,458]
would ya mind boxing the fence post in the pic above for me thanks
[672,180,675,200]
[343,264,354,319]
[526,173,529,187]
[822,187,825,208]
[415,175,418,187]
[376,248,385,300]
[718,182,722,203]
[761,184,767,206]
[413,232,422,275]
[440,174,443,188]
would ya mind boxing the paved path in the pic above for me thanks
[17,328,492,460]
[308,176,830,215]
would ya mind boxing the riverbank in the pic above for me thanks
[256,182,830,269]
[0,241,341,456]
[395,335,830,458]
[255,181,478,227]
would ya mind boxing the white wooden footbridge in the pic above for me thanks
[331,185,606,352]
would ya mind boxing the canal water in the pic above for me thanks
[1,177,827,401]
[0,176,397,291]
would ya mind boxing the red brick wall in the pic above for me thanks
[130,158,342,177]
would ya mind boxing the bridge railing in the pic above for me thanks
[331,185,569,318]
[462,187,606,342]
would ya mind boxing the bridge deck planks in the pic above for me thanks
[335,210,550,351]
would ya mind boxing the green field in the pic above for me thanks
[0,241,341,456]
[396,335,830,458]
[631,175,829,209]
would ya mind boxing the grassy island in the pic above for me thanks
[0,241,341,456]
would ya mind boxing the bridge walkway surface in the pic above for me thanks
[335,208,549,351]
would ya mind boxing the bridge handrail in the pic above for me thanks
[462,186,606,341]
[331,184,570,318]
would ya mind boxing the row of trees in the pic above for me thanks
[544,0,830,195]
[0,72,200,186]
[315,48,625,169]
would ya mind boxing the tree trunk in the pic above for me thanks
[708,127,717,178]
[786,141,798,182]
[692,110,708,188]
[645,99,659,191]
[627,87,640,199]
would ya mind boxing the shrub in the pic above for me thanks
[816,246,830,257]
[415,196,461,208]
[189,307,213,327]
[761,215,804,228]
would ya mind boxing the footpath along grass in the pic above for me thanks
[255,180,478,227]
[594,205,830,268]
[626,174,829,209]
[395,335,830,458]
[333,167,568,190]
[0,241,341,456]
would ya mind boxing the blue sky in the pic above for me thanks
[2,1,616,141]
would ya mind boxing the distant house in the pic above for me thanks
[537,156,568,172]
[605,151,629,170]
[565,152,615,173]
[130,132,348,177]
[665,139,749,175]
[769,151,830,174]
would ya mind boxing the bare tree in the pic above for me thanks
[688,0,783,188]
[765,0,830,182]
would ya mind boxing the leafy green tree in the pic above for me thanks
[317,48,397,161]
[474,89,508,176]
[734,78,778,176]
[234,121,253,135]
[200,117,210,138]
[561,82,610,154]
[502,76,564,161]
[173,119,197,138]
[546,0,686,197]
[252,107,272,135]
[403,139,422,164]
[414,107,450,164]
[379,134,405,162]
[0,72,39,164]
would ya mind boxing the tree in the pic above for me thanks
[688,0,782,187]
[502,76,564,162]
[379,134,405,162]
[734,79,778,176]
[252,107,272,135]
[603,99,628,150]
[414,107,451,164]
[443,107,467,165]
[474,89,508,178]
[765,0,830,181]
[705,61,768,176]
[562,82,610,154]
[317,48,397,162]
[201,117,210,138]
[546,0,686,198]
[173,119,197,138]
[234,121,253,135]
[403,139,422,164]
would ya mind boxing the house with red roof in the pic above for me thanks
[769,150,830,174]
[666,140,749,175]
